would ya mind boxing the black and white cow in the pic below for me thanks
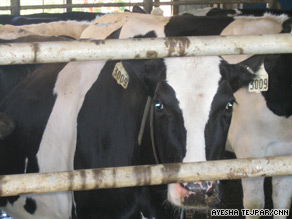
[0,13,278,218]
[224,17,292,219]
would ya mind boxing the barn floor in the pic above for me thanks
[186,151,292,219]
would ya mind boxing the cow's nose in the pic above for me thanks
[180,180,221,207]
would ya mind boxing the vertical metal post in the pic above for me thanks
[172,0,179,15]
[268,0,280,9]
[67,0,72,12]
[144,0,153,13]
[11,0,20,15]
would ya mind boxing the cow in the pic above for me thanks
[185,8,292,217]
[224,18,292,219]
[0,12,285,218]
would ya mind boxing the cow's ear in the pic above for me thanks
[220,55,265,92]
[122,59,166,96]
[0,112,15,140]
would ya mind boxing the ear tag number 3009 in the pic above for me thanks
[248,64,269,93]
[112,62,129,89]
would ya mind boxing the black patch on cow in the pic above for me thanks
[106,27,122,39]
[261,54,292,117]
[152,81,186,163]
[219,55,264,92]
[0,112,15,139]
[206,8,237,16]
[132,5,147,14]
[282,18,292,33]
[23,197,37,214]
[165,14,234,36]
[257,19,292,117]
[205,80,235,161]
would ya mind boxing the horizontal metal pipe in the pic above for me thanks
[0,156,292,197]
[0,33,292,65]
[0,1,269,10]
[0,0,269,10]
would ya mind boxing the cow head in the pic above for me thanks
[91,12,266,212]
[122,52,264,210]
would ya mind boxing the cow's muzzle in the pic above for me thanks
[168,180,221,209]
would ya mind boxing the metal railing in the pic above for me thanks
[1,156,292,197]
[1,0,273,15]
[0,33,291,65]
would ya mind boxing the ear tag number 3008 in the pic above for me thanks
[248,64,269,93]
[112,62,129,89]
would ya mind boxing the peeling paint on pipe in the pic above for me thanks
[0,156,292,197]
[0,34,292,65]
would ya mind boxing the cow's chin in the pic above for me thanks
[167,182,221,210]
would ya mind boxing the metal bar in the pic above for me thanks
[144,0,153,13]
[66,0,72,12]
[2,1,268,11]
[11,0,20,16]
[0,156,292,197]
[0,33,291,65]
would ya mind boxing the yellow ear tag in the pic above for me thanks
[112,62,129,89]
[248,64,269,93]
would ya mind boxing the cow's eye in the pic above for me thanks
[154,101,164,110]
[225,101,234,111]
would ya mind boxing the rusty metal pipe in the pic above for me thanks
[0,156,292,197]
[0,33,291,65]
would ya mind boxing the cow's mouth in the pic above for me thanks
[168,180,221,210]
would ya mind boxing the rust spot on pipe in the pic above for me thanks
[161,163,181,184]
[133,166,152,186]
[227,167,248,179]
[32,43,40,64]
[146,51,158,58]
[235,47,244,54]
[165,37,190,57]
[81,39,105,45]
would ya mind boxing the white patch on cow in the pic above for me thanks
[228,87,292,214]
[221,14,289,64]
[165,56,222,206]
[166,56,222,163]
[6,61,106,219]
[0,21,89,40]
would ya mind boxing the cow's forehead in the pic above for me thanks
[165,56,222,162]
